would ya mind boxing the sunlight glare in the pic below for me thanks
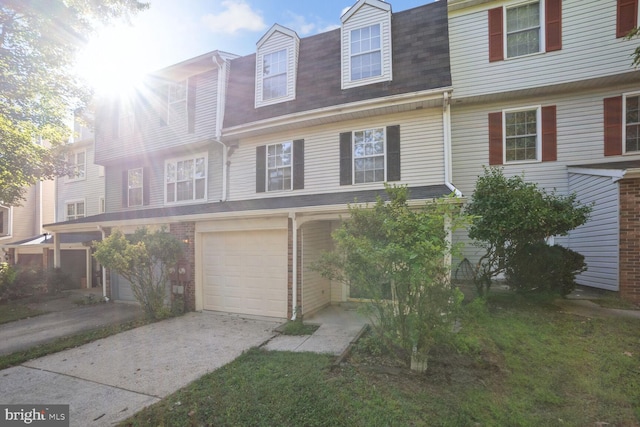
[75,23,149,97]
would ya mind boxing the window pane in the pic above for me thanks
[67,204,75,217]
[506,2,540,58]
[505,109,538,161]
[176,181,193,201]
[167,183,175,202]
[77,202,85,215]
[267,143,292,191]
[195,178,205,199]
[350,24,382,81]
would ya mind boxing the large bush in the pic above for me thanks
[505,242,587,296]
[465,168,591,296]
[93,227,183,320]
[314,185,468,371]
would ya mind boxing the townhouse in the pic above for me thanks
[45,0,458,318]
[447,0,640,302]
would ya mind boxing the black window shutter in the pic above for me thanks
[256,145,266,193]
[143,167,150,205]
[386,125,401,181]
[293,139,304,190]
[122,170,128,208]
[339,132,352,186]
[187,76,197,133]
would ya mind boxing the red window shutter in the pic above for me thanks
[617,0,638,38]
[488,7,504,62]
[541,106,557,162]
[488,112,503,165]
[545,0,562,52]
[604,96,623,156]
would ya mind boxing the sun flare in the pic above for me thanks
[75,24,149,97]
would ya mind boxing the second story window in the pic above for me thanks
[350,24,382,81]
[504,108,540,162]
[267,142,292,191]
[168,80,187,126]
[67,151,86,181]
[118,99,135,137]
[165,154,207,204]
[263,49,288,100]
[506,2,541,58]
[128,168,144,207]
[66,201,85,221]
[626,94,640,153]
[353,128,385,184]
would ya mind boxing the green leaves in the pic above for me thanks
[466,167,592,295]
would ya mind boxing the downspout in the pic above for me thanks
[290,212,298,320]
[212,53,229,202]
[442,91,462,197]
[98,226,107,299]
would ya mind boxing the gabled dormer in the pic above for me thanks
[341,0,392,90]
[255,24,300,108]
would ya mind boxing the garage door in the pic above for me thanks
[202,230,288,318]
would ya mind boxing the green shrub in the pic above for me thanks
[505,242,587,296]
[0,263,18,301]
[44,268,72,293]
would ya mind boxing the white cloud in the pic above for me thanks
[284,11,340,37]
[201,0,267,34]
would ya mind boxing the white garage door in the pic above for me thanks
[202,230,288,318]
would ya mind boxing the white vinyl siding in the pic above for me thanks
[302,222,333,315]
[228,108,445,201]
[341,2,392,89]
[57,141,104,222]
[568,173,619,291]
[449,0,639,99]
[255,29,299,108]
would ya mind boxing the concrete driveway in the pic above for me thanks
[0,312,280,427]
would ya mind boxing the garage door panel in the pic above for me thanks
[202,230,287,318]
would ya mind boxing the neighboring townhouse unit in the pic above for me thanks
[0,136,55,269]
[447,0,640,301]
[45,0,459,318]
[46,50,238,304]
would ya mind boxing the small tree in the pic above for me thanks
[93,227,183,320]
[314,185,467,371]
[465,167,592,296]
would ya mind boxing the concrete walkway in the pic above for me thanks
[0,306,366,427]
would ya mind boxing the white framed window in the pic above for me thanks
[66,200,85,221]
[350,24,382,81]
[0,206,9,236]
[353,128,386,184]
[165,154,207,204]
[67,151,86,181]
[168,80,187,126]
[624,93,640,153]
[503,106,541,163]
[262,49,288,100]
[267,142,292,191]
[99,197,105,214]
[505,1,544,58]
[98,165,105,177]
[127,168,143,207]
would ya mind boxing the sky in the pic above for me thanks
[75,0,435,93]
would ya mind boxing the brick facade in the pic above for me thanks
[619,178,640,305]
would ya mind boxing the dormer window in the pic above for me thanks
[255,24,299,108]
[341,0,392,90]
[263,49,288,100]
[350,24,382,81]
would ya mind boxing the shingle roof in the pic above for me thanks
[223,1,451,128]
[45,185,453,227]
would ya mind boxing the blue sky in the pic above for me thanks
[76,0,435,93]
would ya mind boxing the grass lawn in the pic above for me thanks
[121,294,640,427]
[0,303,45,324]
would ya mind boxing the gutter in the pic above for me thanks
[290,212,298,320]
[442,91,462,197]
[212,53,229,202]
